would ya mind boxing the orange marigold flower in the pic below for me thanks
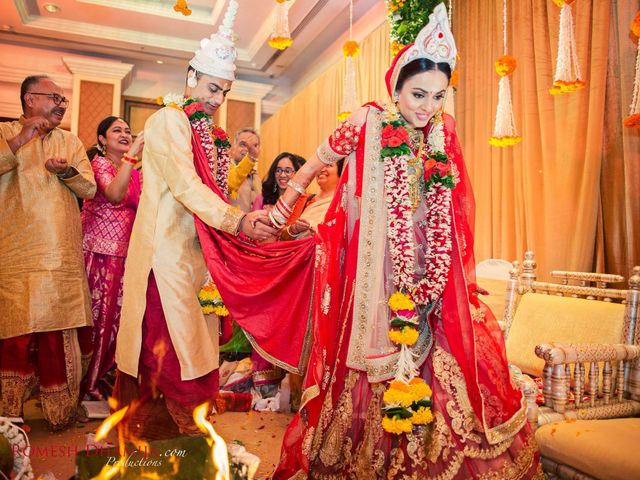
[450,69,459,88]
[389,380,410,392]
[495,55,517,77]
[343,40,360,57]
[391,41,405,57]
[631,11,640,38]
[552,0,576,6]
[624,113,640,128]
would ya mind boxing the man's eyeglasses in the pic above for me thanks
[275,167,295,175]
[27,92,70,107]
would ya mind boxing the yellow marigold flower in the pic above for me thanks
[391,41,405,57]
[337,111,351,122]
[213,305,230,317]
[632,12,640,38]
[488,136,522,147]
[268,36,293,50]
[156,96,164,106]
[383,388,414,408]
[202,305,214,315]
[382,416,413,434]
[411,406,434,425]
[342,40,360,57]
[388,292,414,312]
[389,326,419,346]
[408,378,432,401]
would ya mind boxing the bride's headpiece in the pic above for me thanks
[188,0,239,83]
[386,3,457,96]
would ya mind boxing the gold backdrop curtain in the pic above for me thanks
[260,0,639,278]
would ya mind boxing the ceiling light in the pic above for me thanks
[43,3,61,13]
[156,60,164,64]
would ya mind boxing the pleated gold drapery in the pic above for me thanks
[259,1,639,278]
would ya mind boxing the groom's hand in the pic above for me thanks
[240,210,278,242]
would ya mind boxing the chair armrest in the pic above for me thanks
[512,372,540,430]
[534,343,640,416]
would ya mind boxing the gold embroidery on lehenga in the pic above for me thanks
[290,470,308,480]
[319,370,358,466]
[321,285,331,315]
[350,382,386,478]
[433,346,481,444]
[473,433,539,480]
[387,448,406,479]
[427,411,455,463]
[302,426,315,458]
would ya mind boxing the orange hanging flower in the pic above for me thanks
[173,0,192,16]
[342,40,360,57]
[549,79,586,95]
[624,113,640,128]
[268,37,293,50]
[632,12,640,38]
[495,55,517,77]
[552,0,576,6]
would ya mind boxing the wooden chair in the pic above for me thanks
[501,252,640,479]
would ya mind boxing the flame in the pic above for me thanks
[95,406,129,443]
[193,402,229,480]
[150,339,168,399]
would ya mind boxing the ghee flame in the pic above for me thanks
[193,402,230,480]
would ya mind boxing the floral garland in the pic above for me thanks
[0,418,34,479]
[159,94,232,194]
[198,280,230,317]
[380,104,456,435]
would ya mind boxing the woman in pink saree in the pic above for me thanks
[80,117,143,400]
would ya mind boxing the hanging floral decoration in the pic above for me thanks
[489,0,521,147]
[198,280,230,317]
[160,93,232,194]
[268,0,293,50]
[624,11,640,128]
[549,0,585,95]
[379,104,455,435]
[338,2,360,122]
[173,0,192,16]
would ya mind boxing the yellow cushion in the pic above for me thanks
[505,293,625,377]
[536,418,640,480]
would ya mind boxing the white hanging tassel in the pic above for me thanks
[624,13,640,128]
[550,3,585,94]
[490,75,521,146]
[394,344,420,383]
[489,0,520,147]
[268,0,292,50]
[338,56,359,122]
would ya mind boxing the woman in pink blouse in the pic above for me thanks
[80,116,143,400]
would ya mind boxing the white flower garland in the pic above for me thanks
[382,109,453,306]
[0,417,34,479]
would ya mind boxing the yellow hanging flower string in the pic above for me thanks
[381,292,434,434]
[198,281,230,317]
[624,11,640,128]
[268,0,293,50]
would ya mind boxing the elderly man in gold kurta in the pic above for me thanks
[114,0,276,437]
[0,75,96,430]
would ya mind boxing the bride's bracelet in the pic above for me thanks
[287,180,305,195]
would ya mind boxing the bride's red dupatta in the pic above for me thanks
[189,128,316,374]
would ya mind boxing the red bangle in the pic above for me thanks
[122,154,138,165]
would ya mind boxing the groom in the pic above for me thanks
[114,0,276,436]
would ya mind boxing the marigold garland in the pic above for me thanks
[269,0,293,51]
[198,281,230,317]
[342,40,360,57]
[495,55,516,77]
[380,104,448,435]
[549,0,585,95]
[625,11,640,128]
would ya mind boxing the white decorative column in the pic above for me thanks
[62,57,134,146]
